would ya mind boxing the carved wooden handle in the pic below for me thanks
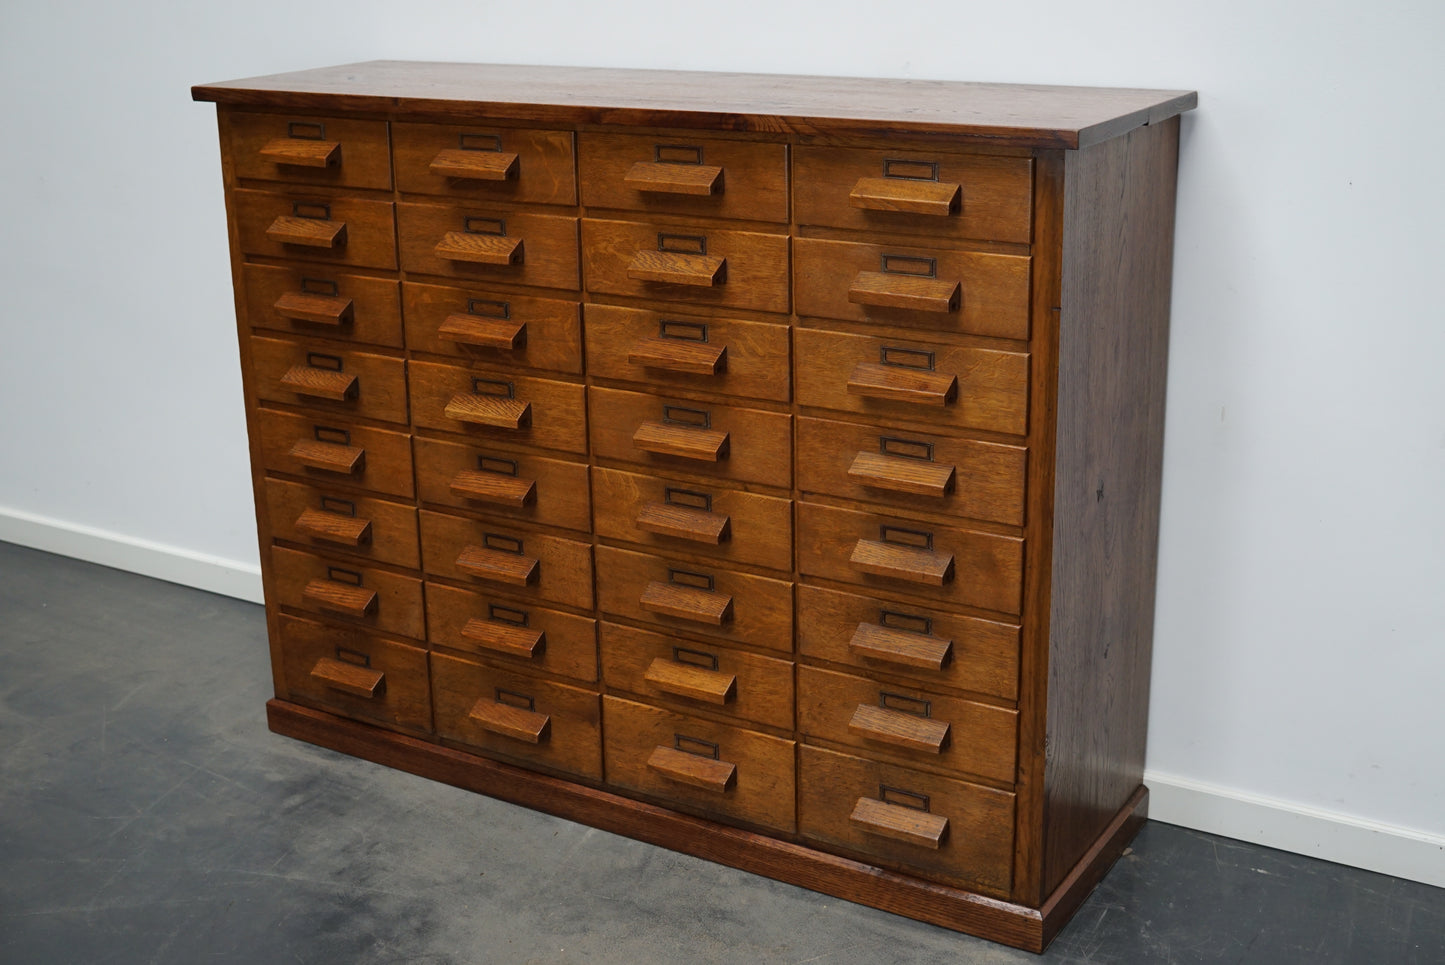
[847,362,958,407]
[444,393,531,430]
[639,580,733,626]
[302,578,377,618]
[647,745,736,792]
[266,215,346,249]
[627,250,726,287]
[429,149,519,181]
[288,438,364,475]
[848,703,950,754]
[260,138,340,168]
[632,421,729,462]
[848,271,960,313]
[309,656,383,698]
[294,507,372,547]
[624,161,724,196]
[849,177,961,216]
[279,364,357,402]
[849,622,953,671]
[455,544,539,586]
[435,231,523,265]
[469,698,550,743]
[849,538,955,586]
[644,657,737,705]
[449,469,537,508]
[635,502,730,544]
[849,797,949,849]
[627,336,726,376]
[438,313,527,350]
[460,618,545,659]
[847,451,956,497]
[273,290,353,325]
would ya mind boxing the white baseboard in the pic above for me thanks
[0,505,264,604]
[1146,769,1445,888]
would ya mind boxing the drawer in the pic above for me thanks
[588,386,791,489]
[600,622,793,731]
[591,467,792,572]
[244,264,402,348]
[798,746,1015,897]
[795,328,1029,438]
[582,304,789,403]
[793,147,1032,246]
[797,502,1023,616]
[393,123,577,204]
[581,219,789,315]
[227,113,392,191]
[602,696,796,833]
[249,336,408,425]
[426,582,597,684]
[797,585,1019,702]
[234,189,396,270]
[795,239,1030,340]
[578,133,787,223]
[419,510,593,611]
[256,409,413,499]
[397,202,579,290]
[270,546,424,640]
[796,416,1026,527]
[402,282,582,375]
[432,652,601,780]
[277,614,431,733]
[414,436,590,533]
[263,478,420,569]
[409,360,587,455]
[797,666,1017,784]
[594,545,792,654]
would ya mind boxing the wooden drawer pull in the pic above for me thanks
[848,703,950,754]
[849,177,961,217]
[455,544,539,586]
[850,538,955,586]
[435,231,524,266]
[302,578,377,618]
[849,622,953,671]
[628,336,726,376]
[848,450,955,497]
[266,215,346,249]
[849,797,949,849]
[438,313,527,350]
[644,657,736,705]
[429,148,520,181]
[848,271,960,313]
[294,507,372,547]
[444,393,531,430]
[288,438,364,474]
[449,469,537,508]
[468,698,550,743]
[279,364,357,402]
[639,580,733,626]
[635,502,730,544]
[624,161,724,196]
[260,137,341,168]
[647,745,736,793]
[460,618,545,659]
[632,421,729,462]
[273,290,353,325]
[847,362,958,407]
[627,250,726,287]
[309,656,383,698]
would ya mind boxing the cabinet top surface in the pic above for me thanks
[192,61,1196,149]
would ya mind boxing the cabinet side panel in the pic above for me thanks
[1043,115,1179,894]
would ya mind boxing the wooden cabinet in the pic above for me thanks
[195,62,1194,952]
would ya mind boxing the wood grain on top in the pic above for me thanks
[193,61,1196,148]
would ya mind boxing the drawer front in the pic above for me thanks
[256,409,414,499]
[271,546,424,640]
[227,113,392,191]
[582,304,789,403]
[793,147,1032,245]
[588,386,792,489]
[797,502,1023,616]
[409,360,587,455]
[794,328,1029,438]
[594,545,792,653]
[393,123,577,204]
[277,614,431,733]
[402,282,582,375]
[796,416,1026,527]
[600,622,793,731]
[419,510,594,611]
[244,264,402,348]
[591,467,792,572]
[795,239,1030,340]
[797,585,1019,702]
[581,219,789,315]
[249,336,408,425]
[414,436,590,533]
[426,582,597,684]
[797,666,1017,784]
[432,652,601,780]
[398,202,579,290]
[602,696,796,833]
[798,746,1015,897]
[578,134,787,223]
[234,190,397,270]
[263,478,420,570]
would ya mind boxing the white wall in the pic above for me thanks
[2,0,1441,885]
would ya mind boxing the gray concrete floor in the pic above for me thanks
[1,540,1441,964]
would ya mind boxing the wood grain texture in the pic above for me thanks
[413,436,591,532]
[249,335,409,424]
[397,202,579,290]
[393,122,577,203]
[227,112,391,190]
[244,264,403,348]
[234,189,397,269]
[402,282,582,375]
[425,581,598,683]
[263,477,420,569]
[420,510,594,610]
[270,546,424,639]
[256,408,415,499]
[580,133,787,222]
[409,360,587,454]
[275,616,431,733]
